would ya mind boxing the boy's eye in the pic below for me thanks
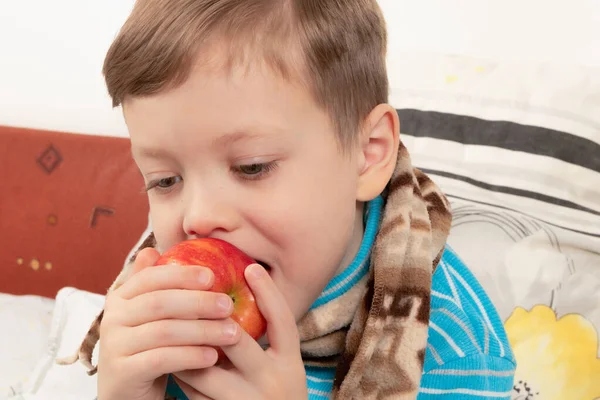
[157,176,181,188]
[145,176,182,193]
[238,164,265,175]
[233,161,278,180]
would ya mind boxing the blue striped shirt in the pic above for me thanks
[303,197,516,399]
[418,247,516,399]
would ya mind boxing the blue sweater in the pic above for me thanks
[168,197,516,399]
[305,197,516,399]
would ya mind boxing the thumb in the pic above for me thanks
[131,247,161,275]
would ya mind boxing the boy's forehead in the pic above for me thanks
[191,35,306,87]
[123,46,337,158]
[128,114,295,161]
[124,60,317,131]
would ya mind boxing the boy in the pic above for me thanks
[67,0,516,398]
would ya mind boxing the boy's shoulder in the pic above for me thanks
[420,246,516,398]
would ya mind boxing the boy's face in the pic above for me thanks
[124,61,366,321]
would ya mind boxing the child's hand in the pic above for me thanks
[171,263,308,400]
[97,248,242,400]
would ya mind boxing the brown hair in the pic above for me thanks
[103,0,389,147]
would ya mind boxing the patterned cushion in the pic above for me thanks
[389,52,600,399]
[0,125,149,297]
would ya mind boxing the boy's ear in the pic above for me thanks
[355,104,400,202]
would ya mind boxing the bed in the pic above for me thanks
[1,6,599,399]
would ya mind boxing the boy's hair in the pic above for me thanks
[103,0,389,147]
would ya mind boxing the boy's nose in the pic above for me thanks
[182,196,238,239]
[184,212,231,238]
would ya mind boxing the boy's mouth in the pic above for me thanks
[256,260,272,274]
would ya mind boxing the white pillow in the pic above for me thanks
[0,294,54,400]
[19,288,105,400]
[389,51,600,397]
[387,52,600,315]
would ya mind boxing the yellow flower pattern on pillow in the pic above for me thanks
[505,305,600,400]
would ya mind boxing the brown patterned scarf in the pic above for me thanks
[58,141,452,399]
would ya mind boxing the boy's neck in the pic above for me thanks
[333,201,366,277]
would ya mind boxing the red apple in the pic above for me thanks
[153,238,267,360]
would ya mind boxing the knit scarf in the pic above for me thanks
[58,141,452,399]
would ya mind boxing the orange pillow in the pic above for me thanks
[1,125,149,298]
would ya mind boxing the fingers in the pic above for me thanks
[219,326,267,381]
[122,319,242,355]
[244,264,300,356]
[126,346,220,382]
[119,289,234,326]
[216,264,299,380]
[117,263,215,300]
[132,247,161,275]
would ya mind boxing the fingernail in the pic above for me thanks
[217,295,232,312]
[198,269,211,286]
[203,347,218,363]
[248,263,265,279]
[223,322,238,338]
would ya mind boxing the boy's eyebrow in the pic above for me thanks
[132,147,172,159]
[132,129,283,159]
[212,130,276,147]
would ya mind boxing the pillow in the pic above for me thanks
[19,288,104,400]
[0,294,54,400]
[389,51,600,399]
[0,125,149,298]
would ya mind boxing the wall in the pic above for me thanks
[1,0,599,137]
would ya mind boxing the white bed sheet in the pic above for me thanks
[0,294,54,400]
[0,288,105,400]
